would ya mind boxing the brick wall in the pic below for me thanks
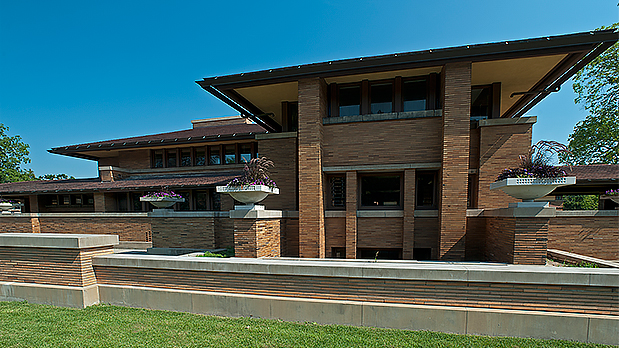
[345,171,357,259]
[39,217,151,242]
[281,217,299,257]
[477,123,532,209]
[151,217,214,249]
[233,218,281,258]
[214,216,234,248]
[465,216,486,261]
[297,77,326,258]
[325,217,345,257]
[117,149,151,170]
[94,264,618,316]
[357,217,403,248]
[402,170,415,259]
[548,216,619,260]
[258,137,297,211]
[439,62,471,260]
[322,117,442,167]
[0,246,112,287]
[0,217,32,233]
[414,217,439,259]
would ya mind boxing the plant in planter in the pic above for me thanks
[140,188,185,209]
[0,198,22,213]
[216,157,279,209]
[490,141,576,206]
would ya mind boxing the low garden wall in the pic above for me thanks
[0,233,617,345]
[466,209,619,264]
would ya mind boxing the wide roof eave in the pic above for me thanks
[197,29,618,89]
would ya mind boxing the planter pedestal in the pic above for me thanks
[230,205,282,258]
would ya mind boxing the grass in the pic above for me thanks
[197,247,235,258]
[547,258,599,268]
[0,301,611,348]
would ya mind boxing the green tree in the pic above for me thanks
[0,124,36,183]
[559,23,619,165]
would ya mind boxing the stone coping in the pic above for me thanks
[324,210,438,218]
[477,116,537,127]
[0,233,119,249]
[92,254,619,287]
[323,109,441,125]
[555,210,618,217]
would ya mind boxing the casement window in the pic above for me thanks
[370,81,393,114]
[208,145,221,165]
[194,148,206,166]
[328,73,440,117]
[416,171,438,209]
[150,142,257,168]
[239,143,252,164]
[224,145,236,164]
[180,149,192,167]
[471,83,500,119]
[360,174,402,209]
[339,85,361,117]
[153,150,164,168]
[326,175,346,210]
[402,78,426,112]
[166,149,177,167]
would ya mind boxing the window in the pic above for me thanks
[150,143,256,168]
[413,248,432,261]
[339,85,361,117]
[153,150,164,168]
[331,247,346,259]
[239,144,252,164]
[416,171,437,209]
[326,175,346,209]
[402,79,426,111]
[471,86,492,118]
[195,148,206,166]
[180,149,192,167]
[370,82,392,114]
[195,190,208,210]
[166,149,177,167]
[132,192,143,211]
[176,191,190,211]
[208,145,221,165]
[360,174,401,208]
[224,145,236,164]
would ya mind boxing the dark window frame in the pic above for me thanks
[358,173,403,210]
[325,174,346,210]
[369,79,395,114]
[415,171,439,210]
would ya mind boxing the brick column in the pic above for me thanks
[345,171,357,259]
[233,218,281,258]
[298,77,327,258]
[439,62,471,261]
[402,169,415,259]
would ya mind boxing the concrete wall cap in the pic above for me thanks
[0,233,118,249]
[92,254,619,287]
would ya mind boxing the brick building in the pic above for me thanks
[1,29,617,261]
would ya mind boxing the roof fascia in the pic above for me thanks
[197,30,617,89]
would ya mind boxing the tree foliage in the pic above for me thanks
[562,195,599,210]
[0,123,74,183]
[560,23,619,165]
[0,124,36,183]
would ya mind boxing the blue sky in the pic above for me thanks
[0,1,617,178]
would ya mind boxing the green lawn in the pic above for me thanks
[0,301,610,348]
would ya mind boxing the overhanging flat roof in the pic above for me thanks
[197,29,618,130]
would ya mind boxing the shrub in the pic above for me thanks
[562,195,599,210]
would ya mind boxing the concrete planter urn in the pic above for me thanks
[601,196,619,204]
[216,185,279,207]
[490,177,576,202]
[140,196,185,208]
[0,202,13,213]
